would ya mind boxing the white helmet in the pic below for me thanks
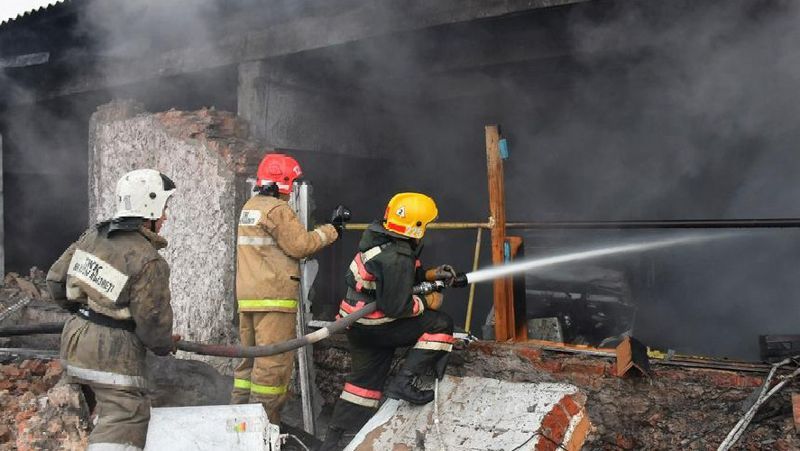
[114,169,176,220]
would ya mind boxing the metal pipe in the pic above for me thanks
[464,227,482,333]
[0,322,64,337]
[345,222,489,230]
[176,303,377,358]
[506,219,800,229]
[345,218,800,231]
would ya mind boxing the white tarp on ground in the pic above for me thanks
[346,375,590,451]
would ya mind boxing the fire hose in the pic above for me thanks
[175,279,462,358]
[0,279,464,358]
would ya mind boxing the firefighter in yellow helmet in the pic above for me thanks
[46,169,178,450]
[231,153,339,424]
[320,192,462,450]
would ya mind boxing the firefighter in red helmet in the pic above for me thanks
[231,153,339,423]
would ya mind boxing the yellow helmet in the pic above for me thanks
[383,192,438,239]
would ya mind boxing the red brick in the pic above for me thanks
[535,439,558,451]
[516,347,543,363]
[1,367,22,378]
[533,360,563,373]
[539,403,570,446]
[561,361,607,376]
[560,395,581,416]
[792,394,800,432]
[701,370,763,388]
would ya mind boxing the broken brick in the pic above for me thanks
[560,394,581,416]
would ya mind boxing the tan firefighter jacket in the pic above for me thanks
[46,222,174,389]
[236,194,337,313]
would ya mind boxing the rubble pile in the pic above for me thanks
[0,360,90,450]
[0,268,47,322]
[0,268,70,350]
[314,338,800,450]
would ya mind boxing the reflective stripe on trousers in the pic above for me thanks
[233,378,287,396]
[65,364,147,389]
[233,378,251,390]
[340,382,381,408]
[86,443,143,451]
[413,332,455,352]
[237,299,298,310]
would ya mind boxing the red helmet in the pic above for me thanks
[256,153,302,194]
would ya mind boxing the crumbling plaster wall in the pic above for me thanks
[88,100,258,375]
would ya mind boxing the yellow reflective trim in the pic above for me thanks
[237,299,298,310]
[250,382,287,395]
[234,378,251,390]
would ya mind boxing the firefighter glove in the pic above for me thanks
[425,264,458,286]
[330,205,352,235]
[424,292,444,311]
[316,224,339,245]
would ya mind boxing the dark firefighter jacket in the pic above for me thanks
[340,221,427,325]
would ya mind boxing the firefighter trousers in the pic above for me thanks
[329,309,454,431]
[83,384,150,450]
[231,311,296,424]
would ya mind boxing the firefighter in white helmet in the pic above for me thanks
[46,169,179,451]
[231,153,339,424]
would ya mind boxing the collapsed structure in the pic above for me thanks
[4,0,800,449]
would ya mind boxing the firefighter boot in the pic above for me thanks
[385,369,434,405]
[319,426,344,451]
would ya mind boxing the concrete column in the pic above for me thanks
[237,60,271,142]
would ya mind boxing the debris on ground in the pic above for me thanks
[0,359,91,450]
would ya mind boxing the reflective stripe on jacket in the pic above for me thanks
[235,195,330,312]
[47,222,174,357]
[340,223,427,325]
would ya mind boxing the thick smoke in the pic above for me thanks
[397,0,800,359]
[4,0,800,359]
[299,0,800,358]
[545,0,800,359]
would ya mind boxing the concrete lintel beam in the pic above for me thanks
[22,0,591,103]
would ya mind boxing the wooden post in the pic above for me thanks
[485,125,514,341]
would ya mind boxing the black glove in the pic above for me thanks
[330,205,352,236]
[426,264,458,286]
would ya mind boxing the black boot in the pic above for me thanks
[318,427,344,451]
[385,370,434,405]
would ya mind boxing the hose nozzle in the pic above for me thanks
[452,273,468,287]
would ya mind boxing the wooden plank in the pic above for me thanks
[485,124,514,341]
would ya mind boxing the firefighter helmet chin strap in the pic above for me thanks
[255,182,280,198]
[107,217,145,234]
